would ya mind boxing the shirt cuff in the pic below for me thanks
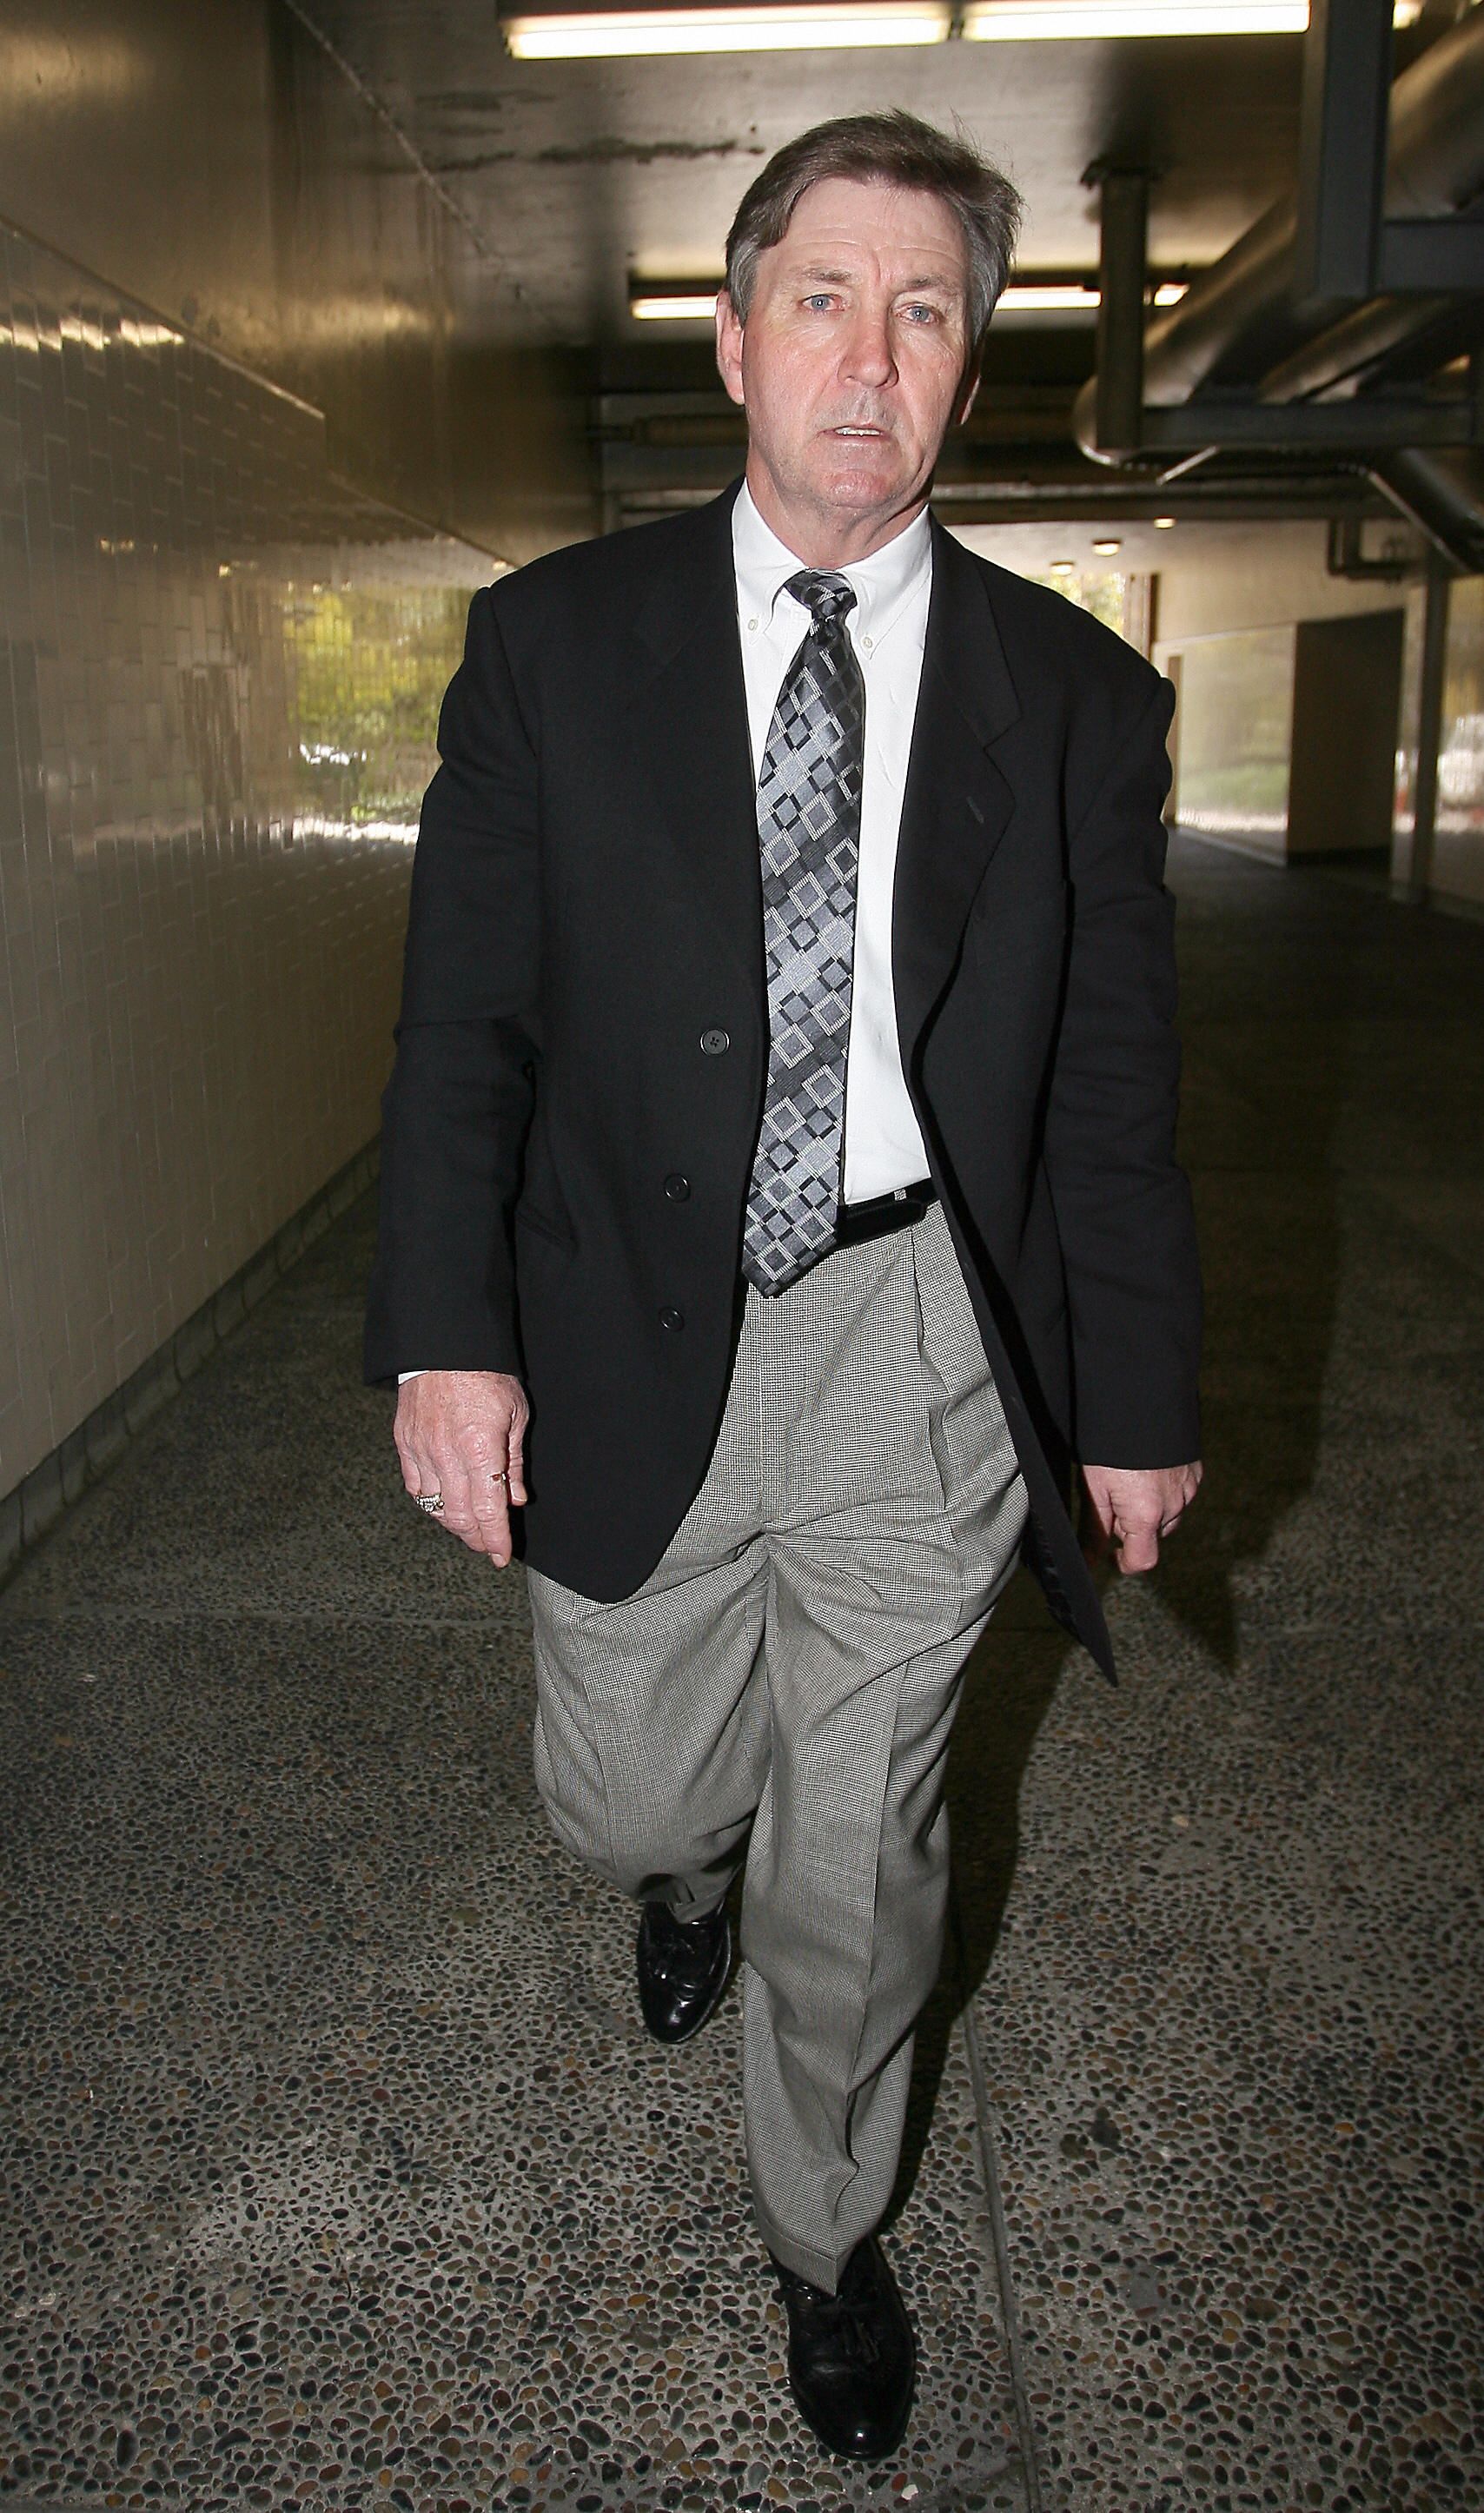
[397,1370,427,1383]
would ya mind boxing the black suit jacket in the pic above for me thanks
[365,484,1201,1681]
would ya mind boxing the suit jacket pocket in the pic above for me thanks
[514,1200,577,1255]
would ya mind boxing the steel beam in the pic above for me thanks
[1090,168,1149,456]
[1408,562,1451,900]
[1140,400,1478,451]
[1376,216,1484,293]
[1294,0,1395,303]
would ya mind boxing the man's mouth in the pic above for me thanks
[829,425,888,439]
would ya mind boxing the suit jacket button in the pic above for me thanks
[659,1306,685,1331]
[699,1027,729,1056]
[664,1173,691,1201]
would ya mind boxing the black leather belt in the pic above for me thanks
[834,1177,938,1248]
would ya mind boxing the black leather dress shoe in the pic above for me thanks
[635,1900,732,2044]
[770,2234,916,2462]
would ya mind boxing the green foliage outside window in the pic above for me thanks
[282,583,480,826]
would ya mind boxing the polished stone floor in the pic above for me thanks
[2,834,1481,2513]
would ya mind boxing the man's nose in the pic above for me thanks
[841,310,897,388]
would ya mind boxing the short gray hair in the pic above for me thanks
[725,109,1022,356]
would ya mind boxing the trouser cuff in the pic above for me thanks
[752,2201,853,2297]
[642,1886,730,1923]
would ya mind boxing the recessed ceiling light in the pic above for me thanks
[504,5,950,58]
[1049,559,1077,575]
[1153,514,1177,529]
[1091,538,1123,554]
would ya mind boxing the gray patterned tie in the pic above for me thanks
[742,568,865,1296]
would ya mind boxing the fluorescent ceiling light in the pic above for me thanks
[1049,559,1077,574]
[1153,514,1176,527]
[632,290,721,318]
[965,0,1421,30]
[1002,280,1188,310]
[505,5,949,57]
[512,0,1422,50]
[965,1,1305,30]
[629,277,1189,319]
[1091,537,1123,554]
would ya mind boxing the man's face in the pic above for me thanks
[716,175,977,550]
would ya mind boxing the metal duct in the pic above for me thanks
[1370,445,1484,571]
[1071,8,1484,520]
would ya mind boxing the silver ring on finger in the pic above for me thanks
[417,1491,445,1515]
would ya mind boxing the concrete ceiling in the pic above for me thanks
[306,2,1328,348]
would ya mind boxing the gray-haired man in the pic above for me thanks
[368,110,1202,2461]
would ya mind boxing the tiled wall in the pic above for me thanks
[0,220,494,1502]
[0,0,594,566]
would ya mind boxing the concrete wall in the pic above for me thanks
[0,0,597,562]
[1151,521,1424,868]
[1154,521,1418,646]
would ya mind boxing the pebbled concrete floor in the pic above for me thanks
[2,833,1481,2513]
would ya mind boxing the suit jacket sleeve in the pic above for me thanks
[1042,674,1202,1468]
[363,585,540,1384]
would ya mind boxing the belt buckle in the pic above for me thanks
[837,1181,929,1247]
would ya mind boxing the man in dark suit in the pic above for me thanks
[367,109,1202,2463]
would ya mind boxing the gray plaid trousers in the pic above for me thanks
[526,1202,1028,2291]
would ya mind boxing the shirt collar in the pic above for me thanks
[732,480,932,652]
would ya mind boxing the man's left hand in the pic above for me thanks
[1079,1460,1203,1573]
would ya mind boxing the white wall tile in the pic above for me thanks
[0,222,494,1496]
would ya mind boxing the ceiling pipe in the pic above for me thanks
[1255,292,1454,402]
[1070,6,1484,548]
[1369,444,1484,570]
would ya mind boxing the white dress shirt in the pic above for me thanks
[400,487,932,1378]
[732,481,931,1204]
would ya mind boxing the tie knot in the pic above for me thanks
[785,569,857,630]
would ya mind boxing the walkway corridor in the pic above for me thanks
[3,837,1481,2513]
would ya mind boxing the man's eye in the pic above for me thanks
[903,303,938,324]
[805,294,834,312]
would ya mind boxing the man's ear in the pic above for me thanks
[954,351,984,430]
[716,290,746,409]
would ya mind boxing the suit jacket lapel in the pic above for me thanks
[633,483,765,1013]
[892,517,1022,1066]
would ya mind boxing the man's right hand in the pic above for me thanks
[394,1371,529,1567]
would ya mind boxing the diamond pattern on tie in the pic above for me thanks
[742,570,865,1295]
